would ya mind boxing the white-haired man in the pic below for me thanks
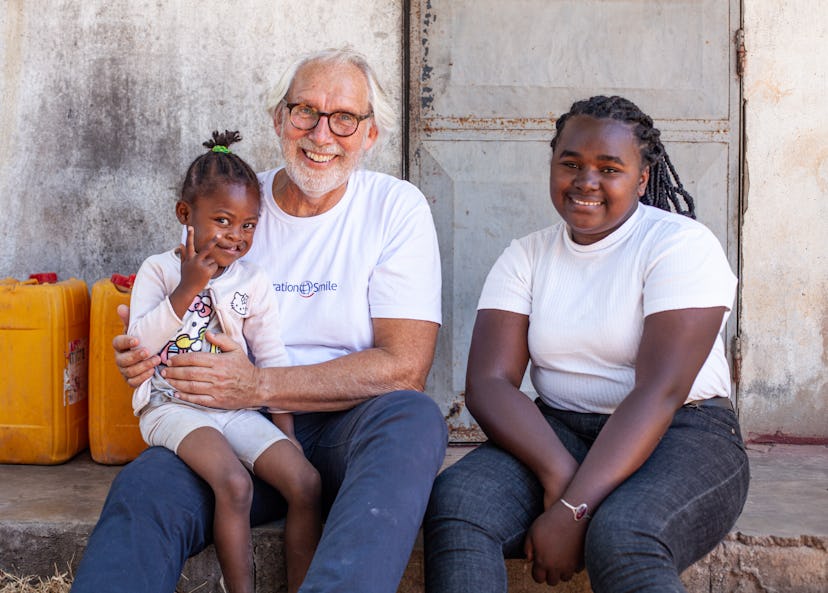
[71,48,446,593]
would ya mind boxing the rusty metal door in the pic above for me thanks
[408,0,743,440]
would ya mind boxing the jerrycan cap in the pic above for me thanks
[29,272,58,284]
[111,273,136,292]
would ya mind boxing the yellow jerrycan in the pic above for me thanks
[0,274,90,464]
[89,274,147,464]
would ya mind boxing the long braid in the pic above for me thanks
[181,130,261,204]
[551,96,696,219]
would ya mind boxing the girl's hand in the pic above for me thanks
[169,227,218,318]
[177,226,219,294]
[524,502,587,585]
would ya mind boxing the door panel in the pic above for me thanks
[409,0,742,440]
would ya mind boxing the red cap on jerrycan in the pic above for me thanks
[110,273,136,292]
[29,272,58,284]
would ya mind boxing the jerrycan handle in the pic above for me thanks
[29,272,58,284]
[111,273,136,293]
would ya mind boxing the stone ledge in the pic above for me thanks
[1,444,826,592]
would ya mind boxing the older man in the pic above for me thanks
[71,48,447,593]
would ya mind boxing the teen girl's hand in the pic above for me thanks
[524,502,587,585]
[169,226,219,318]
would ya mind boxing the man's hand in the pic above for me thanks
[113,304,160,388]
[163,331,258,410]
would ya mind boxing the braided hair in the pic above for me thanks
[181,130,261,205]
[550,96,696,218]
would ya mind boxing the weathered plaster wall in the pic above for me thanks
[0,0,403,286]
[740,0,827,439]
[2,1,825,439]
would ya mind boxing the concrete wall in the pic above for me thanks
[739,0,828,440]
[1,0,826,439]
[0,0,403,285]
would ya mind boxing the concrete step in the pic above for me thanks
[1,444,826,593]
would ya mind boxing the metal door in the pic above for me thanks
[408,0,742,440]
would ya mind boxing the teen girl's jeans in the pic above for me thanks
[70,390,448,593]
[424,400,749,593]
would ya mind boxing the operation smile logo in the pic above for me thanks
[273,280,338,298]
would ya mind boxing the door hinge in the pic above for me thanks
[735,28,746,78]
[731,334,742,387]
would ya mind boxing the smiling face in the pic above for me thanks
[175,182,260,269]
[275,60,378,203]
[549,115,650,245]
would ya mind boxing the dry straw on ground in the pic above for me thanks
[0,569,71,593]
[0,570,205,593]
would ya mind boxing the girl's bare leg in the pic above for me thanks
[272,413,299,448]
[254,440,322,593]
[178,427,255,593]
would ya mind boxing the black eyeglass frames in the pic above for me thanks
[284,102,373,137]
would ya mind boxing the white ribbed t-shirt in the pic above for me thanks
[477,204,737,414]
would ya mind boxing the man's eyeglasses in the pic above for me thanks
[284,102,373,138]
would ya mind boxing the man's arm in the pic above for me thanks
[162,317,439,412]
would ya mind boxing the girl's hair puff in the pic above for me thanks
[550,96,696,218]
[181,130,261,205]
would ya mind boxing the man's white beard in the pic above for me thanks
[280,131,366,198]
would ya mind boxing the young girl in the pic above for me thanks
[129,131,321,593]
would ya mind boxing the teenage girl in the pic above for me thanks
[424,97,749,593]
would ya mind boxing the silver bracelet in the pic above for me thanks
[560,498,591,521]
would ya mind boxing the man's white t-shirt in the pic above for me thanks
[478,204,737,414]
[241,167,442,367]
